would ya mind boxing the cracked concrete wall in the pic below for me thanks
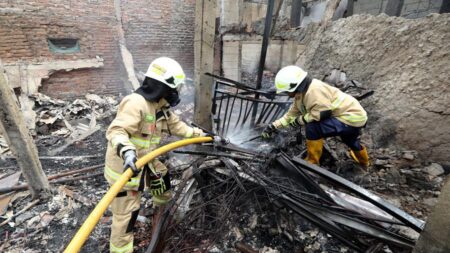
[299,14,450,163]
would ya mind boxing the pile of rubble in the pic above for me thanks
[0,121,447,253]
[0,136,9,156]
[0,93,118,158]
[0,172,109,253]
[162,141,447,253]
[31,93,118,137]
[0,88,447,253]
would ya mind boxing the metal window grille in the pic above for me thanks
[209,73,291,136]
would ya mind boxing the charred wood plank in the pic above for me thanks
[173,150,264,163]
[276,153,334,203]
[292,157,425,232]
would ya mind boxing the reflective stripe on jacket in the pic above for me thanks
[273,79,367,128]
[104,93,202,191]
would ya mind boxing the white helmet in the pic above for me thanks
[274,66,308,93]
[144,57,186,89]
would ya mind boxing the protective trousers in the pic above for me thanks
[305,117,363,151]
[110,191,141,253]
[109,162,172,253]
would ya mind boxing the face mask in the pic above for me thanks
[164,89,180,107]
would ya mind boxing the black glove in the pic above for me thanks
[261,124,277,139]
[122,150,139,177]
[262,88,277,100]
[289,117,302,128]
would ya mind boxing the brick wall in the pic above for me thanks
[0,0,197,98]
[0,0,127,98]
[121,0,196,79]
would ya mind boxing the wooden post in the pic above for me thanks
[385,0,404,16]
[0,65,50,199]
[413,179,450,253]
[194,0,216,131]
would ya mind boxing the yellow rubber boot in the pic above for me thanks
[350,146,370,168]
[305,139,323,165]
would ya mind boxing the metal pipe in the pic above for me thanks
[252,0,275,125]
[256,0,275,90]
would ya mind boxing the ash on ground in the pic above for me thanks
[0,90,447,253]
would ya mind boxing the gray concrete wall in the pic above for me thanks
[354,0,443,18]
[222,36,300,80]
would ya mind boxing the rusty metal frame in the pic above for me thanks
[208,73,291,136]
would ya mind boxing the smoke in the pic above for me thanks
[225,124,291,153]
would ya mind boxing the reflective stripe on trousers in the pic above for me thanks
[110,241,133,253]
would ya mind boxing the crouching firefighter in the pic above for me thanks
[261,66,370,168]
[104,57,204,253]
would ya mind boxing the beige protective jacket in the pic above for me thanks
[273,79,367,129]
[104,93,202,191]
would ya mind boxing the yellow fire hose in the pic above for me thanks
[64,136,213,253]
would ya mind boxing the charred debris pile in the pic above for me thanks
[0,76,447,253]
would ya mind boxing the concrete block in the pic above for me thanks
[367,8,382,15]
[356,0,374,5]
[382,0,388,12]
[417,1,432,11]
[402,2,420,13]
[424,163,445,178]
[430,0,443,7]
[265,43,282,73]
[414,180,450,252]
[414,11,430,18]
[360,0,383,11]
[281,41,297,67]
[222,0,241,26]
[242,2,267,31]
[403,0,421,5]
[241,42,261,73]
[222,41,240,81]
[3,65,21,88]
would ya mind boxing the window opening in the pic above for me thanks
[48,38,80,54]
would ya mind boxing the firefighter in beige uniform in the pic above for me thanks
[262,66,370,167]
[104,57,203,253]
